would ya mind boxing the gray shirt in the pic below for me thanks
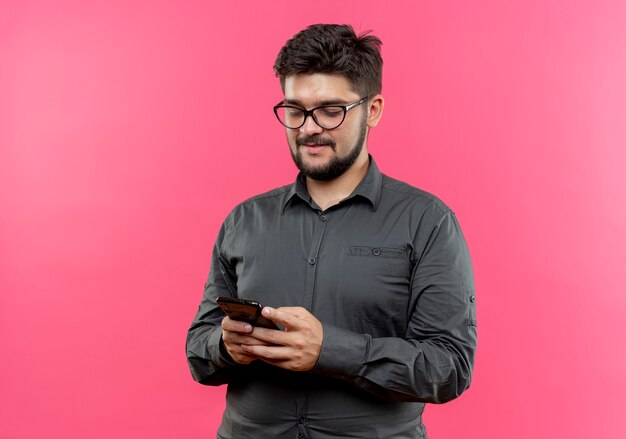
[187,157,477,439]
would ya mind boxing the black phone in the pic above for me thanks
[216,296,279,329]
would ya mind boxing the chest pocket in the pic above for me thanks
[331,245,412,335]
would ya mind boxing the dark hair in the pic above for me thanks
[273,24,383,97]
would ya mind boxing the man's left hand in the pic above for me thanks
[240,306,323,372]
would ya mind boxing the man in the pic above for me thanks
[187,24,477,439]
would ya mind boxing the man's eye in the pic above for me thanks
[286,109,304,117]
[320,109,342,118]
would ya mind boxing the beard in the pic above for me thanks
[290,113,368,181]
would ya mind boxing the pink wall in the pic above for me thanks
[2,1,625,437]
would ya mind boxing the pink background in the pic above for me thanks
[2,1,625,437]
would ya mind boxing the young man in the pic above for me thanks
[187,24,477,439]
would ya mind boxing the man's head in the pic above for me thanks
[274,24,384,181]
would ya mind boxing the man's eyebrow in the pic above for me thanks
[283,98,350,107]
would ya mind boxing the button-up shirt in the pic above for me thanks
[187,157,477,439]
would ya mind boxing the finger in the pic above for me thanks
[222,316,253,333]
[260,307,309,330]
[222,333,265,365]
[241,345,316,371]
[225,347,260,365]
[274,306,311,317]
[241,344,293,361]
[223,331,269,346]
[243,326,289,345]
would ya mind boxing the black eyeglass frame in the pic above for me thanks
[273,96,369,130]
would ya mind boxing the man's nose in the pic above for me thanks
[299,114,324,136]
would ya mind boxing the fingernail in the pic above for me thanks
[243,324,252,332]
[262,307,271,316]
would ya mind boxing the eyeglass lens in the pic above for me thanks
[275,106,345,129]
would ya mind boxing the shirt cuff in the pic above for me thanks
[209,327,239,369]
[312,323,369,380]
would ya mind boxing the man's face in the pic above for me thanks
[282,74,369,181]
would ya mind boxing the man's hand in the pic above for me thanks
[240,307,323,372]
[221,316,269,365]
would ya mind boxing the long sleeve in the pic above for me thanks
[312,209,477,404]
[186,221,239,386]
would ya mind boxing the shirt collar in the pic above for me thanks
[282,155,383,213]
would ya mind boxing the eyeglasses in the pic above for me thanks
[273,97,369,130]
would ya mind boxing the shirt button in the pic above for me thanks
[319,214,328,222]
[470,295,476,303]
[308,257,316,265]
[372,248,381,256]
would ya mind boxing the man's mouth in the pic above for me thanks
[302,144,328,154]
[296,137,335,151]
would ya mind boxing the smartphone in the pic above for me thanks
[216,296,279,330]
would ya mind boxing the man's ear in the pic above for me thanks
[366,94,384,128]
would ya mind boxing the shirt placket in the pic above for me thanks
[296,210,329,438]
[302,211,328,310]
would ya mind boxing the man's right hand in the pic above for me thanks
[221,316,270,364]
